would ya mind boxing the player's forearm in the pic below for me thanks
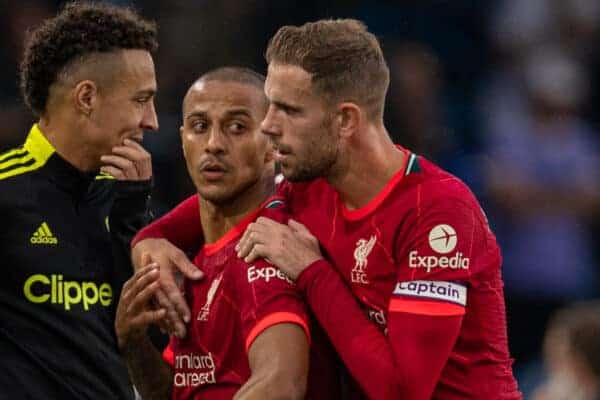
[234,372,305,400]
[297,260,461,400]
[296,259,400,398]
[120,335,172,400]
[236,323,308,400]
[386,311,463,399]
[131,193,202,252]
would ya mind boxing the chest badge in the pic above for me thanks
[30,222,58,245]
[351,235,376,284]
[197,273,223,321]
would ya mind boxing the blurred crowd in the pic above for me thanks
[1,0,599,397]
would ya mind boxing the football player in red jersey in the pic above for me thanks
[115,67,340,400]
[132,20,522,399]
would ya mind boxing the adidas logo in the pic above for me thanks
[30,222,58,245]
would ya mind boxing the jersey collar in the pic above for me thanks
[28,124,98,194]
[24,124,55,162]
[203,196,285,256]
[339,146,416,221]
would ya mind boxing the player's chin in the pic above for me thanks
[281,168,300,182]
[279,161,295,177]
[196,182,231,202]
[198,190,236,205]
[281,164,314,182]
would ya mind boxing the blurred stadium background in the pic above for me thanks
[1,0,599,397]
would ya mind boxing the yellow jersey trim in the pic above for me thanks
[0,147,29,163]
[95,171,115,180]
[0,124,55,181]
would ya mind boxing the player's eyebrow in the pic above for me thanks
[185,111,208,120]
[223,108,252,118]
[185,109,253,120]
[135,89,156,97]
[271,100,301,113]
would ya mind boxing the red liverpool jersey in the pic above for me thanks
[163,197,340,400]
[133,150,521,399]
[279,150,521,399]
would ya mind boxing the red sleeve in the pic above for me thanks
[295,196,488,399]
[131,194,203,253]
[297,260,460,399]
[239,259,310,353]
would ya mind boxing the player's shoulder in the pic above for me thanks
[414,156,482,209]
[392,155,492,235]
[230,197,296,289]
[0,146,41,208]
[0,125,56,184]
[255,195,290,224]
[277,177,335,203]
[226,256,296,313]
[0,145,38,185]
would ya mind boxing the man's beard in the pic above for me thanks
[285,119,338,182]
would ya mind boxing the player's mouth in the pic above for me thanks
[199,160,228,181]
[273,145,292,162]
[127,135,144,144]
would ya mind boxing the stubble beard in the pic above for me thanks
[285,120,338,182]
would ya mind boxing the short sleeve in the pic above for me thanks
[238,258,310,352]
[390,194,497,317]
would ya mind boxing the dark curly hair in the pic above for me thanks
[20,2,158,117]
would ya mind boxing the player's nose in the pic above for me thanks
[261,104,281,138]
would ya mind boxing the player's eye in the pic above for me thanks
[191,120,208,133]
[278,103,300,116]
[227,121,247,134]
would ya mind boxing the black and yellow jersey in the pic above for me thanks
[0,125,152,399]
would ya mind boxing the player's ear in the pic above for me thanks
[73,80,98,117]
[180,126,188,159]
[336,102,361,139]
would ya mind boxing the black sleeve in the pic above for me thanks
[109,179,171,351]
[109,179,153,298]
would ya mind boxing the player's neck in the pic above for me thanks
[199,173,275,244]
[328,124,405,211]
[38,117,98,172]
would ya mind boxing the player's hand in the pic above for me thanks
[131,238,203,338]
[115,258,166,351]
[100,138,152,181]
[236,217,322,280]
